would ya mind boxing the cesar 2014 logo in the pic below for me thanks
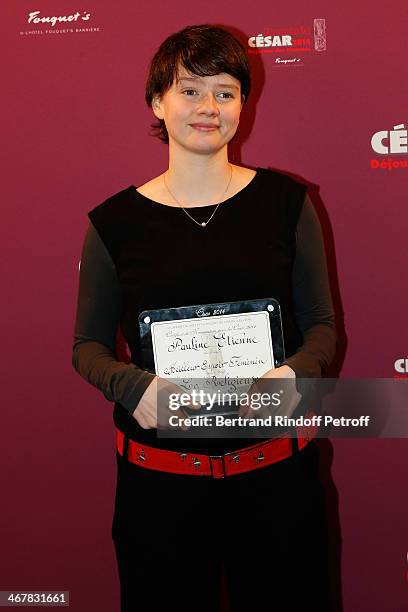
[370,123,408,171]
[247,19,326,66]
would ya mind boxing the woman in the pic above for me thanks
[72,24,336,612]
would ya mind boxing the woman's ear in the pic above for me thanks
[240,94,245,110]
[152,96,164,120]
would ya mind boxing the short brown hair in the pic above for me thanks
[145,24,251,143]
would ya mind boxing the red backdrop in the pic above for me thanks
[2,2,407,610]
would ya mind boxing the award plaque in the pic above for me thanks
[138,298,285,414]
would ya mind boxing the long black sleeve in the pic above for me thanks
[284,193,336,377]
[71,223,155,415]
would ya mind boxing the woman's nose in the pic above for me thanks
[197,92,220,115]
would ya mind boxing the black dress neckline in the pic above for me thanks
[129,167,262,210]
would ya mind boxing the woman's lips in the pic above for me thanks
[190,124,219,131]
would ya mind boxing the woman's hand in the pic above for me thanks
[132,376,201,430]
[238,365,302,420]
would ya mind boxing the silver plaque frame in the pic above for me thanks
[138,297,285,375]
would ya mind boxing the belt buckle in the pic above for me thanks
[209,450,242,478]
[209,454,227,479]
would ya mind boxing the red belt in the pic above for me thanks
[116,411,319,478]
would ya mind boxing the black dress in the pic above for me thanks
[72,168,336,611]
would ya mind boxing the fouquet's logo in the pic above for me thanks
[27,10,91,27]
[247,19,327,67]
[19,9,99,36]
[370,124,408,171]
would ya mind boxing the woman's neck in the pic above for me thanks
[165,145,233,206]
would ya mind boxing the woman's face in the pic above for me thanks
[152,65,244,155]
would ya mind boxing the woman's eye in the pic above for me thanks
[180,89,233,99]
